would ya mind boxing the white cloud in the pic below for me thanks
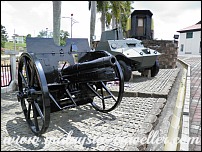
[1,1,17,37]
[1,1,201,41]
[60,1,91,39]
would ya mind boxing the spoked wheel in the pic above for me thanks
[17,53,50,136]
[89,61,124,113]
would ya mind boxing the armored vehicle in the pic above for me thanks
[95,28,161,81]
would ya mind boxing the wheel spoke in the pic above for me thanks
[101,88,105,110]
[87,83,103,99]
[30,64,36,86]
[19,71,28,87]
[27,103,31,119]
[24,57,30,85]
[31,102,39,131]
[34,101,44,120]
[34,91,43,95]
[101,81,117,102]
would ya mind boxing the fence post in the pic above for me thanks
[4,50,19,91]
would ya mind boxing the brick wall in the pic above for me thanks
[142,40,178,69]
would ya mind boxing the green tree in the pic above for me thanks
[96,1,134,37]
[1,25,8,48]
[109,1,133,30]
[37,30,47,38]
[27,34,31,37]
[60,30,69,46]
[24,34,31,43]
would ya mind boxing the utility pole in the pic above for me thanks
[13,29,16,51]
[62,14,79,38]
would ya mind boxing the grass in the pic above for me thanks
[4,42,26,51]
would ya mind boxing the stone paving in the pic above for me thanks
[126,69,179,98]
[178,55,201,151]
[1,68,180,151]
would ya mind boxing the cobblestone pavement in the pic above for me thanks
[127,69,179,98]
[1,68,180,151]
[178,55,201,151]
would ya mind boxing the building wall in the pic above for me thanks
[16,36,24,44]
[178,30,201,55]
[142,40,178,69]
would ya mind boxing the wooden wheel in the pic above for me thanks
[17,53,50,136]
[90,60,124,112]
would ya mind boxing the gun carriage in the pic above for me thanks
[17,38,124,136]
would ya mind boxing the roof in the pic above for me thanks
[177,21,201,33]
[131,10,153,17]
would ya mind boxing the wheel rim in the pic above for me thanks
[90,61,124,112]
[17,54,50,136]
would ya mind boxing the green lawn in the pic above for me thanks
[4,42,26,51]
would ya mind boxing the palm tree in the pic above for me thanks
[89,1,133,42]
[89,1,97,48]
[119,1,134,37]
[97,1,110,33]
[107,1,133,36]
[97,1,133,36]
[53,1,61,46]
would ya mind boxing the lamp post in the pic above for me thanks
[70,14,73,38]
[62,14,79,38]
[46,28,48,38]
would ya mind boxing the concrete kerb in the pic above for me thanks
[178,58,191,151]
[1,80,18,93]
[163,58,190,151]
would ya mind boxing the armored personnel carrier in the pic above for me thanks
[95,28,161,81]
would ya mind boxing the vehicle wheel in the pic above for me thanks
[151,60,159,77]
[118,60,132,81]
[17,53,50,136]
[90,60,124,113]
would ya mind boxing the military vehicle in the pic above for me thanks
[95,28,161,81]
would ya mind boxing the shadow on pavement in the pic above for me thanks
[5,104,117,150]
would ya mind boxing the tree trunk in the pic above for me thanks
[112,15,116,29]
[53,1,61,46]
[101,2,106,33]
[90,1,97,49]
[101,11,105,33]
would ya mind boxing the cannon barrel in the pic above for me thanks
[62,55,116,75]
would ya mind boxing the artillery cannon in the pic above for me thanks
[17,38,124,136]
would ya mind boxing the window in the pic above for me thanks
[180,44,184,52]
[186,32,193,38]
[138,18,143,27]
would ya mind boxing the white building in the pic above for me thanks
[177,21,201,55]
[12,34,25,44]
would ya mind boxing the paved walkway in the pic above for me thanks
[1,67,179,151]
[178,55,201,151]
[1,55,200,151]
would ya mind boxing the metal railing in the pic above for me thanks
[1,64,12,87]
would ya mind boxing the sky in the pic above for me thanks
[1,1,201,41]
